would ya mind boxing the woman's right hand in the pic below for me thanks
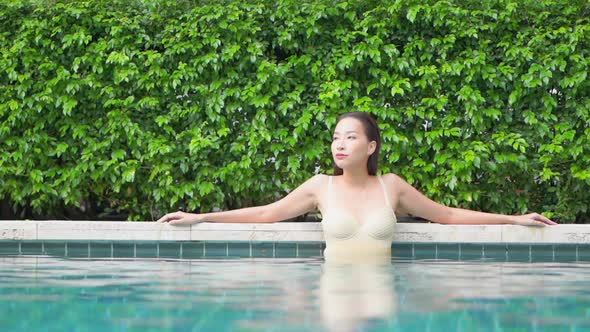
[157,211,203,225]
[511,213,558,227]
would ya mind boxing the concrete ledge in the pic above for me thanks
[0,220,588,244]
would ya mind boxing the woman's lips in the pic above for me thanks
[335,154,348,160]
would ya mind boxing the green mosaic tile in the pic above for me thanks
[392,243,413,259]
[506,244,531,262]
[67,242,89,257]
[181,242,204,258]
[44,242,66,256]
[275,243,297,258]
[553,244,577,262]
[112,243,134,258]
[459,244,483,260]
[135,243,157,258]
[578,245,590,262]
[159,242,181,258]
[20,241,43,255]
[204,242,227,257]
[483,244,507,261]
[89,243,112,258]
[6,240,585,263]
[296,243,323,258]
[414,244,436,260]
[228,242,251,258]
[531,244,554,262]
[0,241,20,255]
[436,243,459,260]
[252,242,273,258]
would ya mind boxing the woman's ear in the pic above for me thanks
[367,141,377,155]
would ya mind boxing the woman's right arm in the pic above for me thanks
[157,174,325,225]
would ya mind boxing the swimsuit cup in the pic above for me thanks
[321,176,397,262]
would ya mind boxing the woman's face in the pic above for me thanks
[331,117,376,171]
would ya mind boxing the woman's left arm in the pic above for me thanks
[385,173,557,226]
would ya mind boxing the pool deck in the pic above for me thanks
[0,220,587,244]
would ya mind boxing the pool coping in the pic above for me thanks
[0,220,587,244]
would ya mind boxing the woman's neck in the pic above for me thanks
[340,168,372,188]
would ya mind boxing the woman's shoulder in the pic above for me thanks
[379,172,406,186]
[300,173,330,187]
[307,173,339,188]
[310,173,331,183]
[380,172,399,180]
[295,174,330,196]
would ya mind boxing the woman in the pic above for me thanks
[158,112,556,258]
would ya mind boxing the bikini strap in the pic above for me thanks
[328,175,333,197]
[377,176,392,208]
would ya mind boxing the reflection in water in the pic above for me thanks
[2,256,590,331]
[319,260,396,332]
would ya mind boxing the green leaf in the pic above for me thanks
[406,6,421,23]
[122,168,135,183]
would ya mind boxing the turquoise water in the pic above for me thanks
[2,255,590,331]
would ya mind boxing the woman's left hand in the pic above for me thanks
[157,211,203,225]
[512,213,558,227]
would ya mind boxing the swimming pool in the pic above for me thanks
[2,250,590,331]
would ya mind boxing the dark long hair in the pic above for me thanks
[333,112,381,176]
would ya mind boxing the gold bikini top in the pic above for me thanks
[321,176,397,258]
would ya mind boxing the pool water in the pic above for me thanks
[2,255,590,331]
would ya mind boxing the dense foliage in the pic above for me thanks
[1,0,589,222]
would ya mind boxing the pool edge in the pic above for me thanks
[0,220,587,244]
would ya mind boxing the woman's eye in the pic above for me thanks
[347,136,356,139]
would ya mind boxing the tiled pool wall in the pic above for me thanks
[1,221,590,261]
[0,241,588,262]
[0,240,322,259]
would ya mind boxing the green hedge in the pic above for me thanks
[1,0,589,222]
